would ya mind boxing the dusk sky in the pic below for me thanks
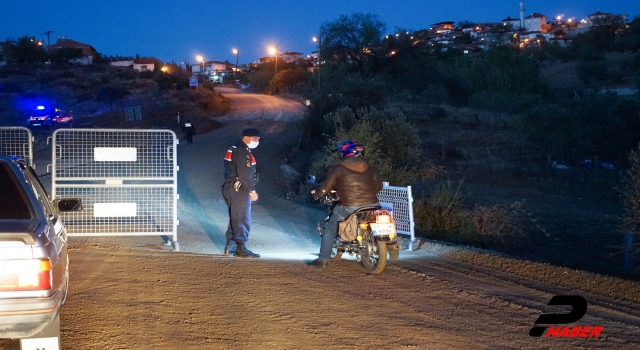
[2,1,638,65]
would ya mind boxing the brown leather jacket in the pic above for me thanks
[316,157,383,206]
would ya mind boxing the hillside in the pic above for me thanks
[0,65,230,135]
[540,51,639,92]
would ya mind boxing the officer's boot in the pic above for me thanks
[234,240,260,258]
[223,238,236,255]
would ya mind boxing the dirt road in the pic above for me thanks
[2,88,640,349]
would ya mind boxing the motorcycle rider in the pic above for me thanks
[309,140,383,268]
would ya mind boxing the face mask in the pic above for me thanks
[247,141,259,149]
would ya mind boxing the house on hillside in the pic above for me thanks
[588,11,628,25]
[258,56,276,64]
[192,61,230,73]
[502,17,522,30]
[281,52,303,63]
[133,58,155,72]
[430,21,455,34]
[524,13,549,32]
[109,59,155,72]
[47,37,97,65]
[110,60,134,68]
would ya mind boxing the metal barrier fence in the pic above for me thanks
[378,183,416,250]
[51,129,180,250]
[0,127,34,166]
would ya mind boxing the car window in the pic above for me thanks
[0,162,34,219]
[23,164,55,218]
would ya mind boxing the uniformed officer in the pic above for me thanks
[183,120,196,144]
[222,128,261,258]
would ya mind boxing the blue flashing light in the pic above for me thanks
[36,105,46,110]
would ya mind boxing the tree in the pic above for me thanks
[2,35,47,63]
[454,33,472,45]
[614,15,640,52]
[269,67,309,93]
[49,47,84,64]
[319,13,389,79]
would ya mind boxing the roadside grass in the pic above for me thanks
[394,102,629,279]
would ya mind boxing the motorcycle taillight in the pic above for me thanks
[376,214,391,224]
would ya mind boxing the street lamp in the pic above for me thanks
[269,46,278,75]
[232,48,240,81]
[313,36,321,92]
[196,55,204,73]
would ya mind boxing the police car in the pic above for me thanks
[27,105,73,129]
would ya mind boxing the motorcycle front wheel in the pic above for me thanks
[360,234,387,274]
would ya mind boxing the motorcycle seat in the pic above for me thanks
[354,205,382,213]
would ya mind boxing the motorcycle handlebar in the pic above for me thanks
[314,190,339,203]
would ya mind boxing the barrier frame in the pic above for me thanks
[0,126,34,166]
[50,128,180,250]
[378,182,416,250]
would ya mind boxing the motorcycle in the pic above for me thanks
[309,176,402,274]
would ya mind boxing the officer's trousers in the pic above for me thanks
[222,180,252,242]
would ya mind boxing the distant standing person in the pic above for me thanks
[183,120,195,144]
[221,128,261,258]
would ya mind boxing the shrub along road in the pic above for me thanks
[2,88,640,349]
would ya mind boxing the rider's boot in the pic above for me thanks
[223,238,236,255]
[234,241,260,258]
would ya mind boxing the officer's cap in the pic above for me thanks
[242,128,261,137]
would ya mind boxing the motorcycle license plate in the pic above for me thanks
[370,223,396,235]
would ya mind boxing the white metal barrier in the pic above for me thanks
[0,127,34,166]
[378,182,416,250]
[50,129,180,250]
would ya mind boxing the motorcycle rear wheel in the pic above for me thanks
[361,235,387,274]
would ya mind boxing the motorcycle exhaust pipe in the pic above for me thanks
[387,243,402,251]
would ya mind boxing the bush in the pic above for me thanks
[576,61,609,85]
[463,204,524,247]
[413,180,525,247]
[620,147,640,247]
[419,84,448,105]
[299,75,387,142]
[247,70,274,92]
[413,180,467,233]
[309,106,422,186]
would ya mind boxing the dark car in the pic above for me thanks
[27,106,73,129]
[0,156,81,348]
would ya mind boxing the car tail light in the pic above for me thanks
[376,214,391,224]
[0,259,52,292]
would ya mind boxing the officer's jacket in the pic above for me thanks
[224,140,257,192]
[183,122,195,133]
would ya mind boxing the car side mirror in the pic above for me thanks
[54,198,83,212]
[307,175,316,184]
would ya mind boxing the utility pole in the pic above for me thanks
[275,46,278,75]
[42,30,55,48]
[313,36,321,92]
[232,49,240,82]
